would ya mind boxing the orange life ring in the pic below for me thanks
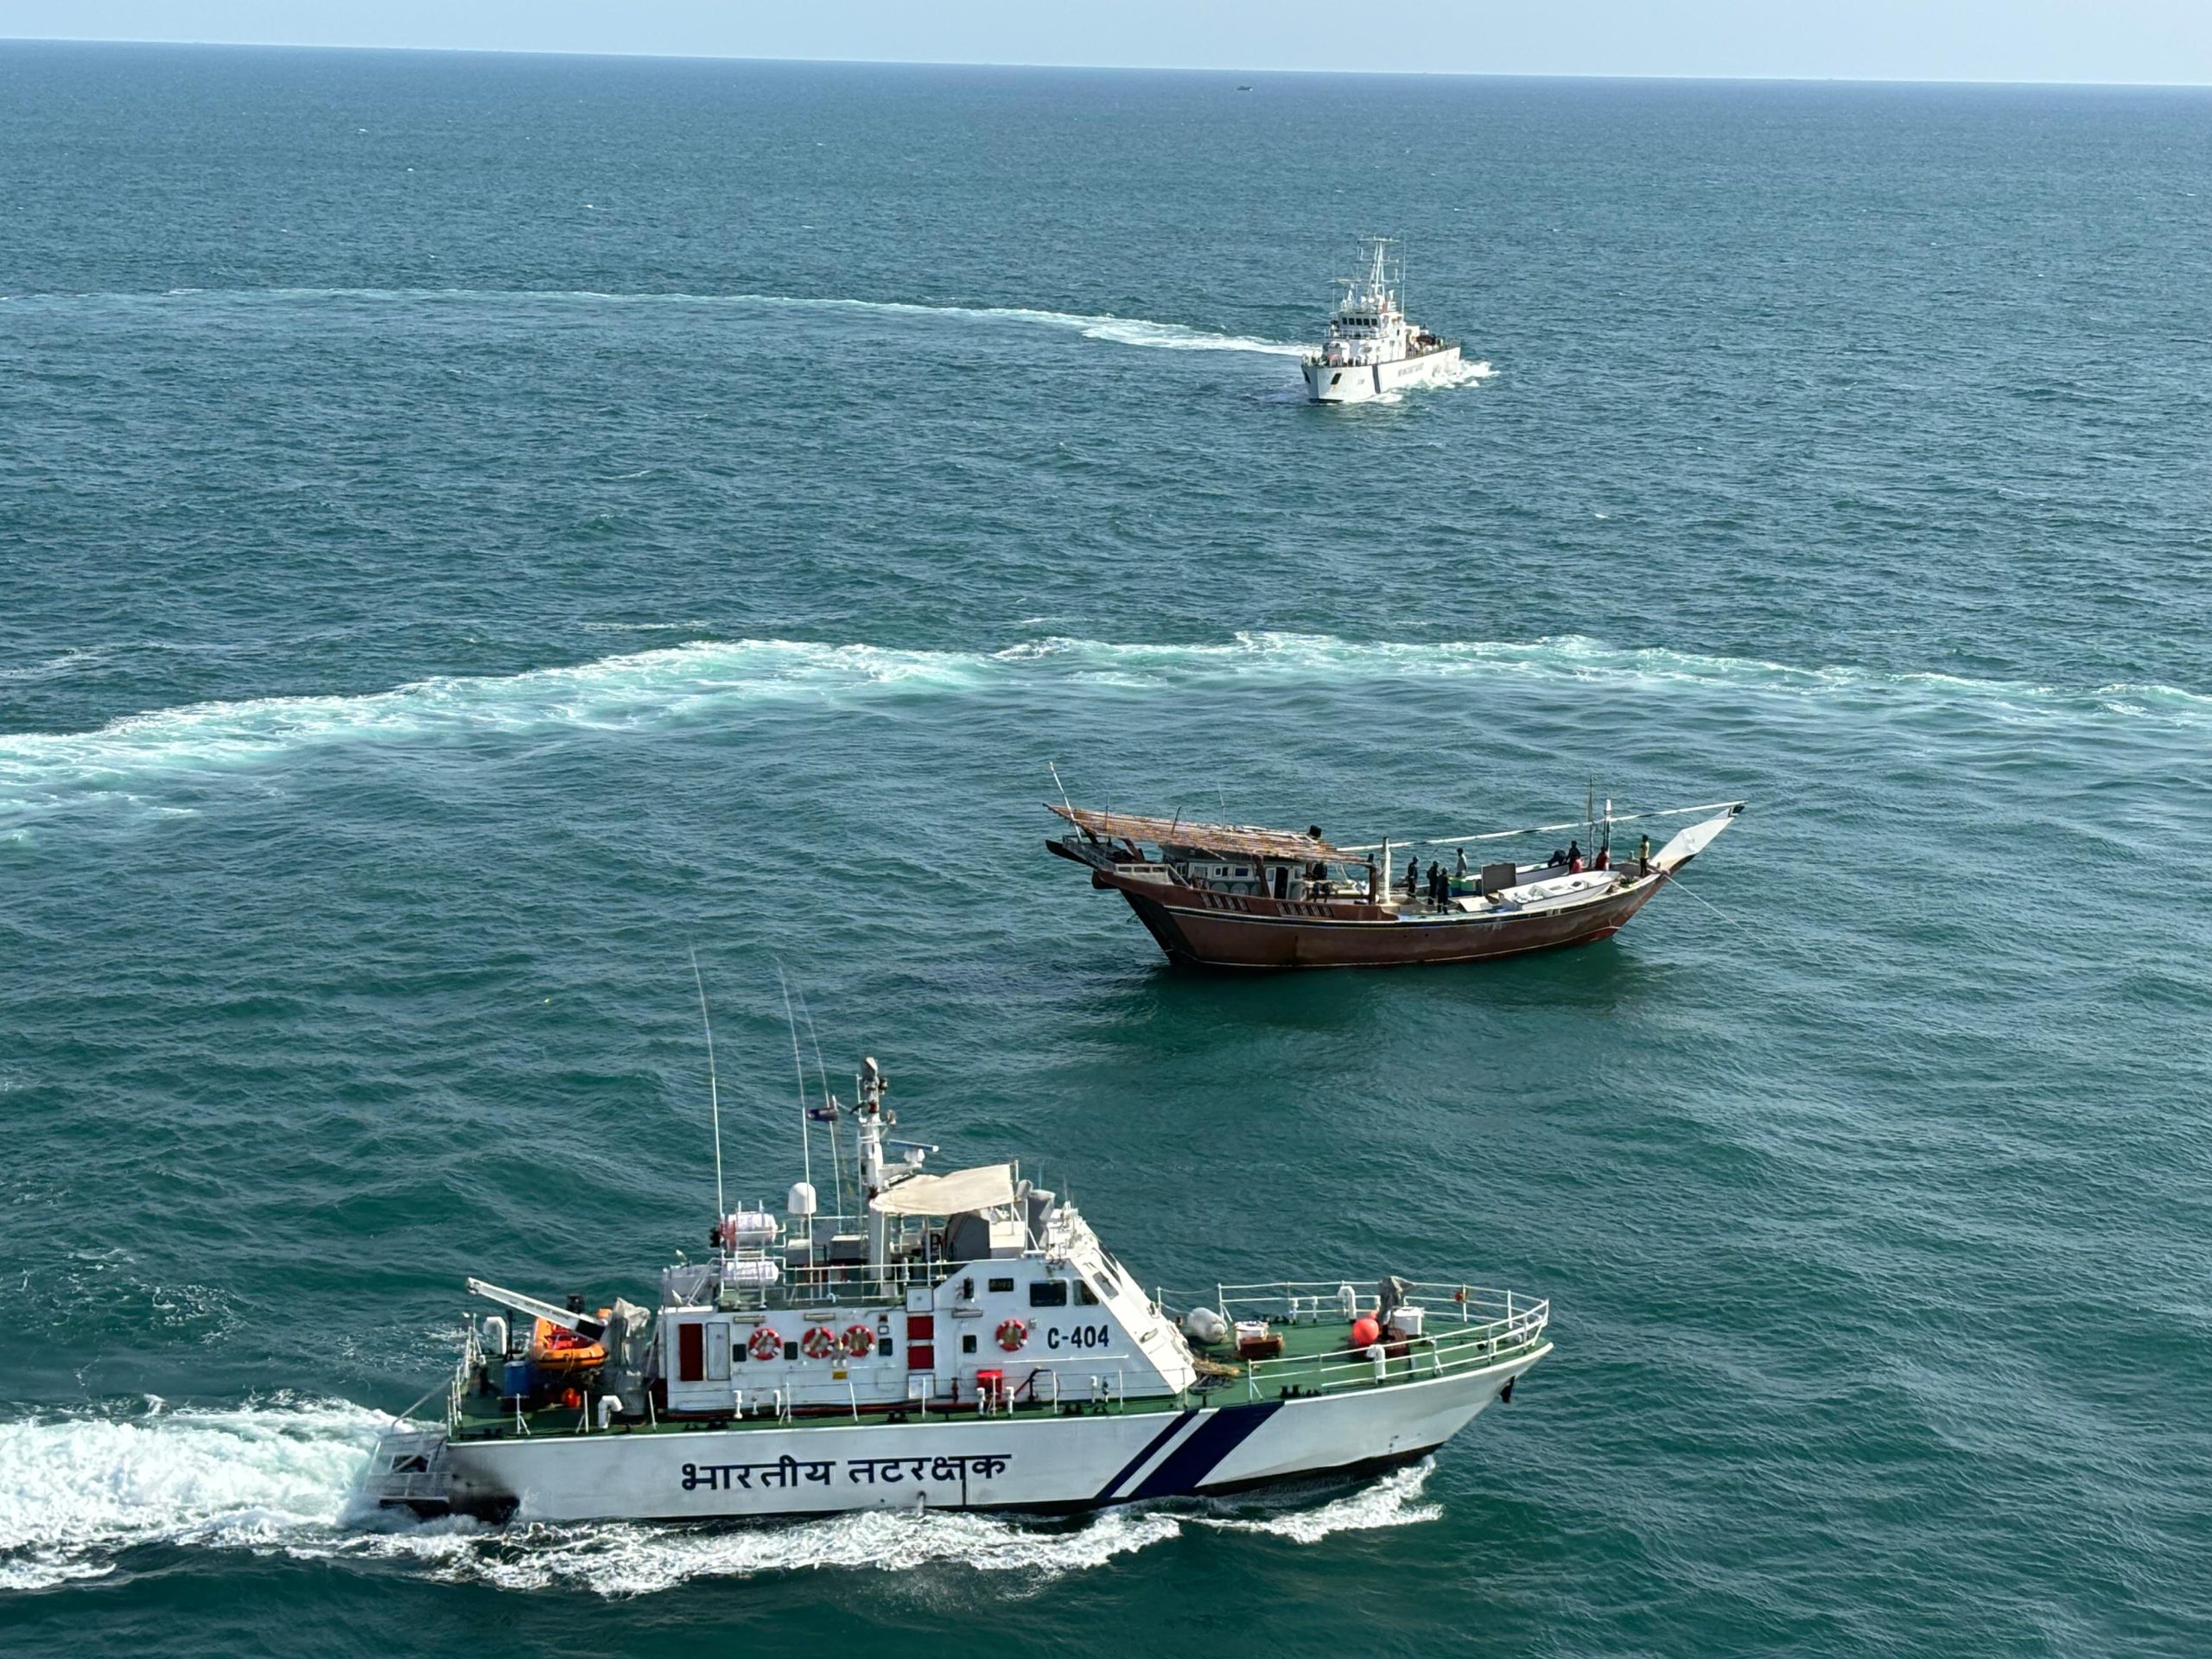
[801,1325,839,1360]
[995,1318,1027,1352]
[747,1325,782,1362]
[841,1324,875,1357]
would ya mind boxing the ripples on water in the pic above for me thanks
[2,42,2209,1659]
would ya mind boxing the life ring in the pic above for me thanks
[747,1325,782,1362]
[841,1324,875,1357]
[995,1318,1028,1352]
[801,1325,839,1360]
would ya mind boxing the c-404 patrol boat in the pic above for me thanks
[1302,236,1463,404]
[361,1055,1550,1522]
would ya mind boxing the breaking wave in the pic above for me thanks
[0,1399,1437,1599]
[2,285,1310,358]
[3,632,2203,821]
[0,1397,384,1592]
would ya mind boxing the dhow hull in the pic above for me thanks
[1099,868,1668,969]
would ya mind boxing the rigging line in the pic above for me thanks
[774,961,813,1208]
[1338,798,1744,854]
[1668,875,1751,937]
[688,945,724,1223]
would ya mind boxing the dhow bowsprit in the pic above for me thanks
[360,1056,1551,1523]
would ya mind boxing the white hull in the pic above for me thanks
[1304,344,1462,404]
[408,1345,1544,1522]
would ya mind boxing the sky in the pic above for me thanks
[5,1,2212,85]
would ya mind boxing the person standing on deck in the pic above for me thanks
[1567,840,1583,874]
[1638,834,1652,877]
[1404,855,1420,897]
[1455,847,1469,879]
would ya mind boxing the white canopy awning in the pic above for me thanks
[869,1163,1018,1217]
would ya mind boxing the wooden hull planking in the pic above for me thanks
[1091,863,1668,969]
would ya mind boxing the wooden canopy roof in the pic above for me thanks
[1049,803,1348,861]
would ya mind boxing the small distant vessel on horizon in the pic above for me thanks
[1302,236,1463,404]
[1047,797,1745,969]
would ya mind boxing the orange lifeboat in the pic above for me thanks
[531,1314,608,1374]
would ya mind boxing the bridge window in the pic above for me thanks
[988,1276,1014,1293]
[1029,1280,1069,1308]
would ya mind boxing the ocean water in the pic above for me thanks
[3,41,2210,1656]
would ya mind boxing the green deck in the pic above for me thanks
[447,1316,1543,1443]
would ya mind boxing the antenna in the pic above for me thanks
[793,982,846,1217]
[688,945,725,1224]
[775,963,813,1203]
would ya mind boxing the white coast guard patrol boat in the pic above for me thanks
[1302,237,1463,404]
[361,1054,1550,1523]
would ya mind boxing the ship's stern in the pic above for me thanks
[356,1423,462,1520]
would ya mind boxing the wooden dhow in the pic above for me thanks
[1046,797,1745,969]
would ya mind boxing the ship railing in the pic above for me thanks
[1238,1307,1549,1402]
[1200,1280,1541,1326]
[1162,1281,1550,1400]
[772,1261,938,1304]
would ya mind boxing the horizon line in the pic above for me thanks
[5,35,2212,92]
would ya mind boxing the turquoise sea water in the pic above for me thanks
[3,41,2210,1656]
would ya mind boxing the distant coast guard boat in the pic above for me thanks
[1302,237,1462,404]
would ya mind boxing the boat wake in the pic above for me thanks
[0,1398,1437,1598]
[3,284,1309,358]
[1366,358,1497,404]
[3,632,2202,823]
[0,1396,384,1592]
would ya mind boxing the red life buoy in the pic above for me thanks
[747,1325,782,1362]
[841,1324,875,1357]
[995,1318,1028,1352]
[801,1325,838,1360]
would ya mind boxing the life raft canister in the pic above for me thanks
[995,1318,1028,1352]
[841,1324,874,1357]
[801,1325,839,1360]
[748,1325,782,1362]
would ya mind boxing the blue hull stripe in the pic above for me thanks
[1096,1409,1197,1501]
[1129,1401,1284,1500]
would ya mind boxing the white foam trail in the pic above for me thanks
[4,632,2203,822]
[337,1504,1185,1596]
[0,1398,385,1592]
[1192,1458,1442,1543]
[0,1395,1438,1599]
[7,285,1310,358]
